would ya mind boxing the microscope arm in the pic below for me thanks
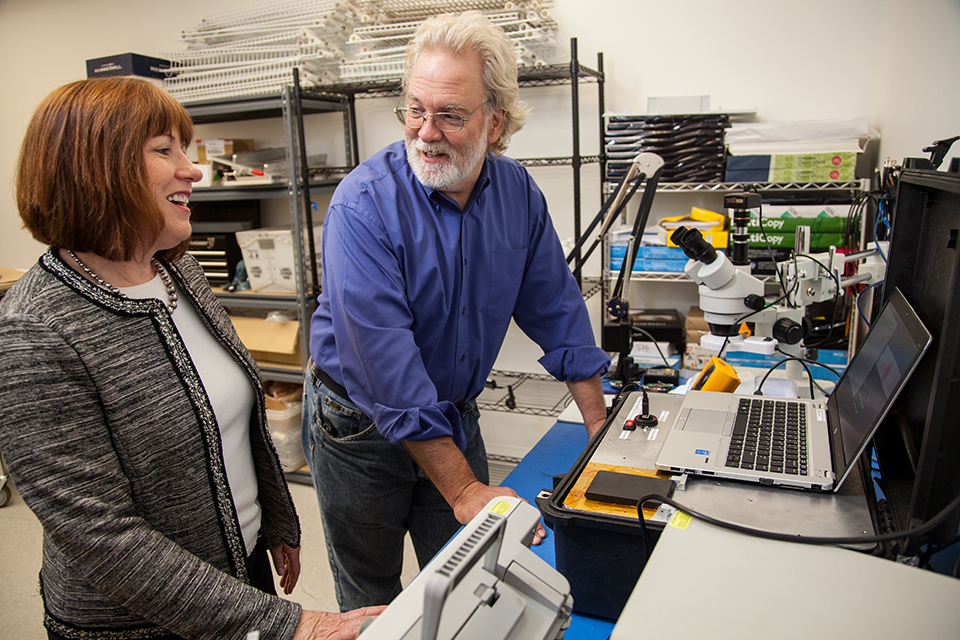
[607,153,665,318]
[566,153,663,275]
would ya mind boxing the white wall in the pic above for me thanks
[1,0,958,456]
[2,0,959,271]
[0,0,267,267]
[874,0,960,167]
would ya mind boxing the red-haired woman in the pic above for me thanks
[0,77,381,640]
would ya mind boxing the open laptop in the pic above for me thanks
[655,287,931,491]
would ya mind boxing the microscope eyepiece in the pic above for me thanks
[671,226,718,264]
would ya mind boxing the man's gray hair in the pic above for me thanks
[402,11,530,156]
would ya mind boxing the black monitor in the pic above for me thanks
[875,169,960,551]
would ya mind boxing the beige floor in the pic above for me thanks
[0,477,419,639]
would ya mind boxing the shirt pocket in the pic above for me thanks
[485,248,526,322]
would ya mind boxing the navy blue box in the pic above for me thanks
[86,53,170,80]
[725,154,771,182]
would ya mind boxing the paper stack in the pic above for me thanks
[724,118,878,183]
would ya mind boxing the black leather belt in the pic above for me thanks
[310,362,351,401]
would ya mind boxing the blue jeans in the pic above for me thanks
[301,366,488,611]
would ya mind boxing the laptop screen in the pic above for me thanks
[826,288,931,487]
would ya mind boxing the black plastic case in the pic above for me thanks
[535,391,678,620]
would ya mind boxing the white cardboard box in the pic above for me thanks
[266,403,305,472]
[235,226,322,292]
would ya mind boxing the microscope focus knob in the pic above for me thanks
[743,294,766,311]
[772,318,806,345]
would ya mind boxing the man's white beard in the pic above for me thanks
[405,126,489,193]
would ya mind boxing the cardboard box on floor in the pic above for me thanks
[230,315,301,367]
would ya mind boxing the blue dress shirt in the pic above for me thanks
[309,140,610,450]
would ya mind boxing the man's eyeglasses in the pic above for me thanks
[393,101,488,133]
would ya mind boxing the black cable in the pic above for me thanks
[632,326,672,368]
[856,281,884,330]
[755,356,843,396]
[774,346,831,399]
[843,191,891,299]
[636,489,960,547]
[844,193,865,254]
[795,253,843,349]
[848,189,890,250]
[716,288,794,359]
[918,533,960,570]
[610,381,643,410]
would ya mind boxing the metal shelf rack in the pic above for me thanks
[599,177,869,331]
[185,41,606,417]
[652,179,868,194]
[304,39,606,274]
[477,370,573,418]
[185,87,349,382]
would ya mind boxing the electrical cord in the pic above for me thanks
[794,252,842,349]
[844,192,866,255]
[632,326,672,368]
[796,253,839,288]
[856,281,884,330]
[918,533,960,570]
[716,288,794,359]
[799,360,831,399]
[775,346,832,398]
[772,347,818,399]
[610,381,643,412]
[755,356,843,396]
[635,489,960,547]
[873,196,891,264]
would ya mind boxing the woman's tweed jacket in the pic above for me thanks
[0,249,303,640]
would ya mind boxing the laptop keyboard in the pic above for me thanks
[726,398,808,476]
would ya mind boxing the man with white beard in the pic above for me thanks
[302,11,610,613]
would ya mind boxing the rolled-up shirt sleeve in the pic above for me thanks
[538,344,611,382]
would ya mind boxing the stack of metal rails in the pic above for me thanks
[162,0,563,103]
[162,1,358,103]
[339,1,561,83]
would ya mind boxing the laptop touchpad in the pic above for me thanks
[681,408,727,434]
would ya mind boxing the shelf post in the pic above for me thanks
[346,93,360,168]
[597,52,606,207]
[570,38,582,285]
[293,70,319,298]
[282,82,314,372]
